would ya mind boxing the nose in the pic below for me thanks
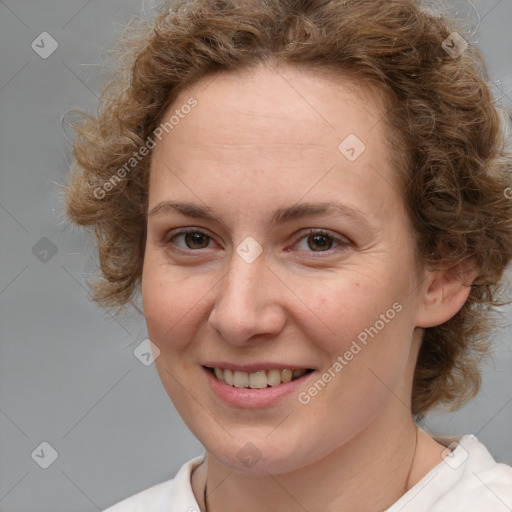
[207,250,286,347]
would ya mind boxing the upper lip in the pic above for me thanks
[203,362,314,372]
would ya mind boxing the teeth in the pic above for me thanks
[267,369,281,387]
[224,368,234,386]
[249,371,267,389]
[281,369,292,383]
[211,367,309,388]
[233,370,249,388]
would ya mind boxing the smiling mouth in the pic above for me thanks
[205,366,315,389]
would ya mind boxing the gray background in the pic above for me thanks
[0,1,511,510]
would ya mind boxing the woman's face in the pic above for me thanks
[142,64,427,474]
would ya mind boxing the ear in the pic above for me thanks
[415,258,477,328]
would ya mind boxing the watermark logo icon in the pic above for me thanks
[442,32,468,58]
[236,236,263,264]
[237,442,262,468]
[31,441,58,469]
[31,32,58,59]
[134,338,161,366]
[338,134,366,162]
[32,237,58,263]
[441,441,469,469]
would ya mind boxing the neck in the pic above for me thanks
[193,408,440,512]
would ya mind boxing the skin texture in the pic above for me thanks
[141,63,474,512]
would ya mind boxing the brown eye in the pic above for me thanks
[292,228,353,258]
[307,233,334,252]
[168,230,213,250]
[183,232,210,249]
[293,229,351,256]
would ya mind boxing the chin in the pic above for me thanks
[206,436,323,476]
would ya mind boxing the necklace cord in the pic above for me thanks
[203,472,208,512]
[405,426,420,491]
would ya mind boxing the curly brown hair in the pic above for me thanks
[63,0,512,417]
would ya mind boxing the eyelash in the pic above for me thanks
[164,228,351,257]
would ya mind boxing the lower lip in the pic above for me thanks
[204,367,314,409]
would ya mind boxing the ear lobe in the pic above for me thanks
[415,258,477,329]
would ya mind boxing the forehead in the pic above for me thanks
[148,63,401,209]
[171,63,388,142]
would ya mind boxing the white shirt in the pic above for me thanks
[103,435,512,511]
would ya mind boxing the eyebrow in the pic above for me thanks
[148,200,373,228]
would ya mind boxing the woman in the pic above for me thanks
[64,0,512,510]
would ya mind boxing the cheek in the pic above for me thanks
[141,253,203,352]
[287,271,402,357]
